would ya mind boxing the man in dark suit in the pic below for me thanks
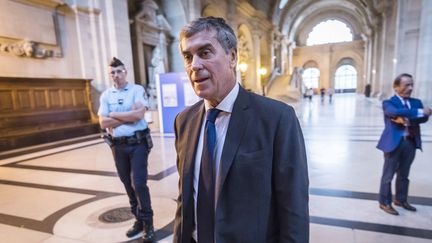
[377,73,431,215]
[173,17,309,243]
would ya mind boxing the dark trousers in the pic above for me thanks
[379,138,416,205]
[112,142,153,221]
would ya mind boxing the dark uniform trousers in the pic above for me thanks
[111,138,153,221]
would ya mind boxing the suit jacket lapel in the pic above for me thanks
[217,87,251,199]
[182,101,205,206]
[393,95,411,107]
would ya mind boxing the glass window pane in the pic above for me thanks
[307,20,353,46]
[302,68,320,89]
[335,65,357,91]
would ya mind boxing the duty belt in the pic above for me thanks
[103,128,150,146]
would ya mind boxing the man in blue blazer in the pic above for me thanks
[173,17,309,242]
[377,73,431,215]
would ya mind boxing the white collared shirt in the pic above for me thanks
[395,94,424,117]
[192,82,239,240]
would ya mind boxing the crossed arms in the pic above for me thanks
[386,101,431,125]
[99,102,146,129]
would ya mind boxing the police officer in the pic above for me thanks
[98,57,155,242]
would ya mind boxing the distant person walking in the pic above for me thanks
[320,87,325,103]
[306,88,313,101]
[327,87,334,103]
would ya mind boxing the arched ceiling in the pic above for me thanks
[273,0,385,46]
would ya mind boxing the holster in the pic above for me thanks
[102,128,153,151]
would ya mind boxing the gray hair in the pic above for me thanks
[179,16,237,54]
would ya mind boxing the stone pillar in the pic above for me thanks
[104,0,135,83]
[270,30,276,73]
[280,36,289,75]
[271,29,282,73]
[381,2,398,98]
[415,0,432,104]
[363,32,373,88]
[161,0,187,72]
[371,26,381,97]
[252,30,262,93]
[286,41,295,75]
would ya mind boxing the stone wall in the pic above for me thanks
[292,40,365,92]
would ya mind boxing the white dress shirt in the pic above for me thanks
[192,83,239,241]
[396,94,424,117]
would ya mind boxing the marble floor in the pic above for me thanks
[0,94,431,243]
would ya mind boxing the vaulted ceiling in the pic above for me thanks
[249,0,390,46]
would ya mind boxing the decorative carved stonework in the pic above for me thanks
[238,33,250,62]
[136,0,158,27]
[0,40,57,58]
[131,0,173,110]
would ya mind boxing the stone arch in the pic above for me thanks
[333,61,358,92]
[331,49,364,92]
[277,1,370,95]
[280,1,372,44]
[303,60,319,69]
[301,60,320,90]
[336,57,357,68]
[202,4,224,17]
[294,12,362,46]
[298,18,354,46]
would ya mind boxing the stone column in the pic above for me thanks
[415,0,432,104]
[371,24,381,97]
[271,28,282,73]
[280,36,289,75]
[104,0,135,84]
[381,2,398,98]
[252,30,262,94]
[286,41,295,75]
[362,31,373,88]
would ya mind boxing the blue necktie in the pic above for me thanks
[197,108,221,243]
[403,99,409,109]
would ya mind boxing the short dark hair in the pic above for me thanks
[179,16,237,54]
[393,73,413,87]
[109,57,124,67]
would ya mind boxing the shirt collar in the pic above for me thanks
[111,82,130,92]
[204,82,239,113]
[395,94,408,102]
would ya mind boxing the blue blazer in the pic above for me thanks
[377,95,429,153]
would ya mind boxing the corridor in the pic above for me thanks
[1,94,431,243]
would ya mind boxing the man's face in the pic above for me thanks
[395,76,413,98]
[180,30,237,106]
[109,65,127,89]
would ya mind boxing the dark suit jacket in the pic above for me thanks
[173,86,309,243]
[377,95,429,153]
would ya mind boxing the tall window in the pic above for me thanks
[302,68,320,89]
[279,0,288,9]
[335,65,357,92]
[306,20,353,46]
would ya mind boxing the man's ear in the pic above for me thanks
[229,49,237,68]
